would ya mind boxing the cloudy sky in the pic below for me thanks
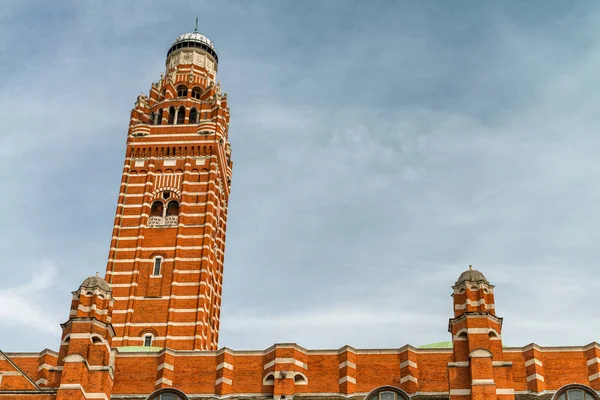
[1,1,600,352]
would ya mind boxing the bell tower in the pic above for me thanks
[105,28,232,351]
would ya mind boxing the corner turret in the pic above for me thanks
[56,274,116,400]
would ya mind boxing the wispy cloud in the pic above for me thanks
[0,260,62,336]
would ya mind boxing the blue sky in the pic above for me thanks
[1,1,600,352]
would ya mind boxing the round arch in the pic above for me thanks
[364,385,411,400]
[146,388,189,400]
[552,384,600,400]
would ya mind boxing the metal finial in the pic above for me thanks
[469,265,473,270]
[194,17,199,32]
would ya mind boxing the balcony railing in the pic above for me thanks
[148,216,178,227]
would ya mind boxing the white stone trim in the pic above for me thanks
[448,361,469,367]
[338,361,356,369]
[587,357,600,366]
[454,299,495,310]
[526,373,544,382]
[216,362,234,371]
[525,358,543,367]
[114,335,207,341]
[263,358,307,370]
[400,375,417,384]
[338,376,356,384]
[496,389,515,395]
[108,257,211,263]
[155,377,172,386]
[400,360,417,369]
[58,384,109,400]
[215,377,232,385]
[449,389,471,395]
[157,363,174,371]
[472,379,495,385]
[113,294,208,301]
[110,245,210,252]
[37,363,55,371]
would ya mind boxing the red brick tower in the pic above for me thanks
[447,266,515,400]
[105,28,232,351]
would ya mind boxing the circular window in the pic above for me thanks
[553,384,599,400]
[365,386,411,400]
[147,388,189,400]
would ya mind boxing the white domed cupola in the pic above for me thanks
[164,22,219,89]
[168,31,218,63]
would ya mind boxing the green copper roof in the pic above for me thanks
[116,346,163,353]
[418,341,453,349]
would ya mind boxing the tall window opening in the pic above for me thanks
[143,334,153,347]
[177,106,185,124]
[191,87,202,99]
[150,201,163,217]
[156,109,163,125]
[165,201,179,225]
[168,106,176,124]
[149,112,155,125]
[176,85,188,98]
[166,201,179,216]
[189,108,198,124]
[152,257,162,276]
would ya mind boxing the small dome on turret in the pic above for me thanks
[80,274,111,292]
[455,265,489,286]
[167,29,218,63]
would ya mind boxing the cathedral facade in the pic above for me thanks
[0,30,599,400]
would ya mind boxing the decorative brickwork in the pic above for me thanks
[106,28,232,352]
[1,30,599,400]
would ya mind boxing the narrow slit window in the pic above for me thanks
[144,335,152,347]
[153,257,162,276]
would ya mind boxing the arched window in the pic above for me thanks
[166,201,179,217]
[294,373,307,384]
[152,257,162,276]
[177,106,185,124]
[150,201,163,217]
[263,373,275,385]
[365,386,411,400]
[191,86,202,99]
[176,85,188,98]
[147,388,189,400]
[554,385,600,400]
[189,108,198,124]
[168,106,175,124]
[149,112,155,125]
[156,109,163,125]
[149,196,179,227]
[143,333,153,347]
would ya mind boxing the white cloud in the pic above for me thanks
[0,260,62,336]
